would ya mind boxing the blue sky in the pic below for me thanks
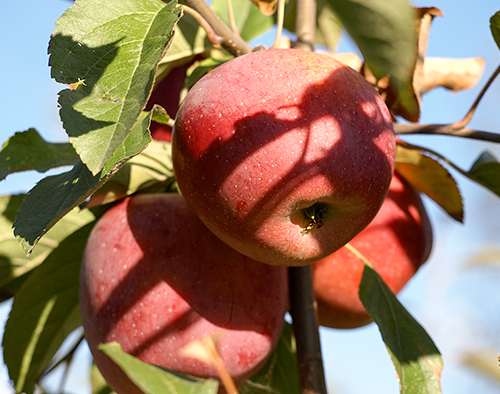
[1,1,500,393]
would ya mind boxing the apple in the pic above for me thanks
[80,193,289,393]
[172,48,396,267]
[313,172,433,329]
[145,56,205,142]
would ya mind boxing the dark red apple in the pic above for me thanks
[313,172,433,329]
[80,193,289,393]
[172,48,395,267]
[145,56,205,142]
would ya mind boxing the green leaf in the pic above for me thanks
[156,12,211,78]
[184,56,234,91]
[395,144,463,222]
[490,11,500,50]
[2,223,95,394]
[91,363,117,394]
[49,0,181,175]
[466,150,500,197]
[86,139,175,208]
[99,342,219,394]
[240,323,300,394]
[325,0,417,105]
[360,263,443,394]
[212,0,275,42]
[13,111,152,256]
[0,195,95,301]
[0,129,78,182]
[150,104,171,125]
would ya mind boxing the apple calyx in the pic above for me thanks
[299,202,329,235]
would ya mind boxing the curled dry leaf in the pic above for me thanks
[249,0,277,16]
[422,57,486,93]
[395,142,464,222]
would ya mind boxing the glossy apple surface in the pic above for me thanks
[172,48,395,267]
[313,172,433,329]
[80,193,289,393]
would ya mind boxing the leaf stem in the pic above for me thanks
[225,0,240,37]
[271,0,286,48]
[288,265,328,394]
[182,0,253,56]
[452,63,500,129]
[394,122,500,143]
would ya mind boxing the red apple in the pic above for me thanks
[313,172,433,329]
[172,48,395,267]
[80,193,289,393]
[145,56,205,142]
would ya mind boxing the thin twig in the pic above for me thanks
[225,0,240,37]
[394,122,500,143]
[182,0,252,56]
[452,63,500,129]
[271,0,286,48]
[289,266,328,394]
[182,5,223,46]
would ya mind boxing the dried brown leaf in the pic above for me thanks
[395,143,464,222]
[422,57,485,93]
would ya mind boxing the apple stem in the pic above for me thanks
[289,265,328,394]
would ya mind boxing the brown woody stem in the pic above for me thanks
[182,0,252,56]
[289,265,328,394]
[452,63,500,129]
[294,0,316,51]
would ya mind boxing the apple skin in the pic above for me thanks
[80,193,289,393]
[172,48,396,267]
[313,172,433,329]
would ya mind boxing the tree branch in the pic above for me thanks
[289,265,328,394]
[294,0,316,51]
[394,122,500,143]
[182,0,253,56]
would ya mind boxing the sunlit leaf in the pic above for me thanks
[156,12,211,78]
[360,263,443,394]
[86,139,174,208]
[99,342,219,394]
[0,129,78,182]
[49,0,181,175]
[213,0,274,41]
[0,195,95,301]
[3,223,94,394]
[13,111,152,255]
[325,0,417,108]
[395,144,463,222]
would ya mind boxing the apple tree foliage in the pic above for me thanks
[1,0,500,393]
